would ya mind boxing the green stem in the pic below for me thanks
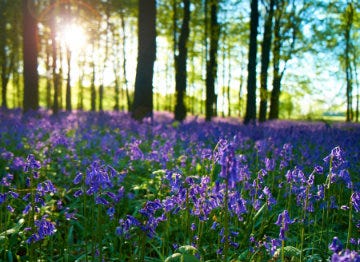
[346,198,352,249]
[223,178,229,261]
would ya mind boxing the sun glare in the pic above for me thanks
[60,23,87,53]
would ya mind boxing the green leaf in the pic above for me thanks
[178,245,198,254]
[274,246,301,261]
[0,218,25,240]
[182,254,200,262]
[165,253,182,262]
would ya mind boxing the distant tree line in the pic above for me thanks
[0,0,359,122]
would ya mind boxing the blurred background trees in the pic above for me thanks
[0,0,359,122]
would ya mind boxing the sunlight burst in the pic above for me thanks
[59,23,87,53]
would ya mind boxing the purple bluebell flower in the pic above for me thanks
[116,215,141,239]
[73,189,83,197]
[211,221,218,230]
[23,204,32,215]
[27,216,56,243]
[263,186,277,209]
[85,161,112,194]
[331,250,360,262]
[275,210,293,240]
[324,146,347,171]
[351,192,360,212]
[107,207,115,219]
[338,169,353,189]
[73,172,83,184]
[65,208,78,220]
[95,196,109,205]
[0,193,6,204]
[191,223,196,231]
[7,205,15,213]
[329,237,343,253]
[265,158,275,171]
[23,193,31,201]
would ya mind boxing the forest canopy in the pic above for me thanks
[1,0,359,122]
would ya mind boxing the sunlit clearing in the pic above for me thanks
[60,23,87,53]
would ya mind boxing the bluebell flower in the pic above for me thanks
[95,195,109,205]
[351,192,360,212]
[191,223,196,231]
[107,207,115,219]
[265,157,275,171]
[73,189,83,197]
[329,237,343,253]
[73,172,83,184]
[324,146,347,171]
[85,161,112,194]
[0,193,6,204]
[275,210,293,240]
[24,154,41,172]
[23,204,32,215]
[7,205,15,213]
[65,208,78,220]
[27,216,56,243]
[338,169,353,189]
[331,250,360,262]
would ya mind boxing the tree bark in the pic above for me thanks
[269,2,281,120]
[244,0,259,124]
[65,49,71,111]
[22,0,39,113]
[132,0,156,120]
[205,0,220,121]
[51,17,59,114]
[259,0,275,122]
[174,0,190,121]
[344,2,353,122]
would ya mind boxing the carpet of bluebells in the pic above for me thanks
[0,109,359,261]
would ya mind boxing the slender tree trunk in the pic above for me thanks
[244,0,259,124]
[354,53,359,122]
[90,60,96,111]
[205,0,220,121]
[22,0,39,112]
[132,0,156,120]
[51,19,59,114]
[45,42,52,109]
[0,2,13,109]
[65,49,71,111]
[269,7,281,120]
[77,70,84,110]
[174,0,190,121]
[344,2,354,122]
[119,10,131,111]
[227,47,232,117]
[259,0,275,122]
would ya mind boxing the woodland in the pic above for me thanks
[0,1,360,261]
[0,0,359,122]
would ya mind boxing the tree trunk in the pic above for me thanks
[51,18,59,114]
[99,84,104,111]
[205,0,220,122]
[259,0,275,122]
[65,49,71,111]
[132,0,156,120]
[344,2,354,122]
[90,61,96,111]
[119,10,131,111]
[22,0,39,113]
[0,1,13,109]
[244,0,259,124]
[268,3,281,120]
[174,0,190,121]
[45,41,52,109]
